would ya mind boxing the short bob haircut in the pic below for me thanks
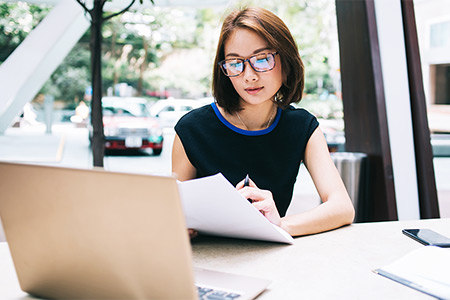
[212,7,305,114]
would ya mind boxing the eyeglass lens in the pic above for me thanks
[221,53,276,76]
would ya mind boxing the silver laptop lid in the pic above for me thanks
[0,162,197,299]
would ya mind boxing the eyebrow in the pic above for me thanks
[225,47,272,58]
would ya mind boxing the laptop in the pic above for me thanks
[0,162,270,299]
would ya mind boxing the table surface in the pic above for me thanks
[1,218,449,300]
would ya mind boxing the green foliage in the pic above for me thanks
[0,2,50,61]
[1,0,341,111]
[40,46,91,103]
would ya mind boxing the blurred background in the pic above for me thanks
[0,0,449,228]
[2,0,448,139]
[1,0,345,135]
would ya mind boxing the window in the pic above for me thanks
[430,21,450,48]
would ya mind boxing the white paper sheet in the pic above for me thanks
[374,246,450,299]
[178,173,294,244]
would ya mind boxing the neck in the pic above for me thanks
[234,102,276,131]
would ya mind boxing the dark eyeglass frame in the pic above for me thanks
[218,52,279,77]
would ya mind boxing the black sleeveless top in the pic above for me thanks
[175,103,319,217]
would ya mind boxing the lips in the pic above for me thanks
[245,87,263,95]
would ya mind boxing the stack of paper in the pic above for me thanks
[178,173,294,244]
[374,246,450,299]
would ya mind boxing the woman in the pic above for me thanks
[172,7,355,237]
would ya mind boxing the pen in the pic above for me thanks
[244,174,252,203]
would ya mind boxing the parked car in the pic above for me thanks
[148,98,203,128]
[91,97,163,155]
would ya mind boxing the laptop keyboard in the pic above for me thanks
[197,286,242,299]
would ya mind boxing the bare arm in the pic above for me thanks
[280,127,355,236]
[172,133,198,239]
[171,133,197,181]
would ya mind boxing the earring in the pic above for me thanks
[274,90,284,103]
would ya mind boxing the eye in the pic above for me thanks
[227,60,243,69]
[255,54,269,62]
[252,54,272,69]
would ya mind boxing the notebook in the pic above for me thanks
[0,161,270,300]
[374,246,450,299]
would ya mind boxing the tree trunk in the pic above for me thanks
[90,0,105,167]
[76,0,152,166]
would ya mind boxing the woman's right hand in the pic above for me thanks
[236,177,281,227]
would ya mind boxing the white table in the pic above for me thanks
[1,218,449,299]
[191,218,449,299]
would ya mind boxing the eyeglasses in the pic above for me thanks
[218,52,278,77]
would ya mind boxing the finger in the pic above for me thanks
[236,178,245,189]
[247,177,258,188]
[237,186,255,203]
[239,188,271,202]
[236,177,258,190]
[252,199,270,212]
[252,201,282,226]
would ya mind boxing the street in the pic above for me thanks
[0,123,448,219]
[103,127,176,176]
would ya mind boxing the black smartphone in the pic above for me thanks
[402,229,450,247]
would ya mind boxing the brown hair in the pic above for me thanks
[212,7,305,113]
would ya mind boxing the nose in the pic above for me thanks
[242,60,258,82]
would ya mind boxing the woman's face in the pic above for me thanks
[224,28,283,107]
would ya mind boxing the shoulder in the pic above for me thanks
[282,105,315,117]
[175,104,216,137]
[176,104,213,126]
[181,103,213,119]
[281,105,319,126]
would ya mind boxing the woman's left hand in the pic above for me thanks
[236,177,281,227]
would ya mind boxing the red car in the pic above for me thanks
[100,97,164,155]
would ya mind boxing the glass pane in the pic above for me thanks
[414,0,450,218]
[430,21,450,48]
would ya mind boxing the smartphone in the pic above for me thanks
[402,229,450,247]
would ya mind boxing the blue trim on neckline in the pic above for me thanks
[211,102,280,136]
